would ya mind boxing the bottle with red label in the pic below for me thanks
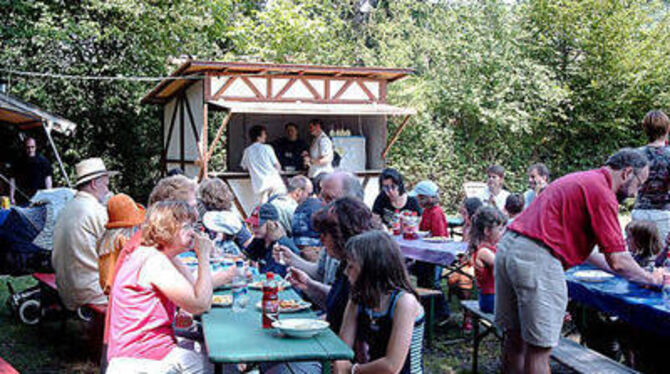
[391,209,402,235]
[262,272,279,328]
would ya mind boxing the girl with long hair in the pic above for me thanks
[469,206,506,313]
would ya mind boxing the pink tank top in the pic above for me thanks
[107,246,177,361]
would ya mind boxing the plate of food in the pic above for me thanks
[272,318,329,338]
[422,236,450,243]
[180,257,199,266]
[249,279,291,291]
[212,294,233,307]
[255,299,311,313]
[573,270,614,282]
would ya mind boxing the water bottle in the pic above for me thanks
[232,260,249,313]
[663,252,670,309]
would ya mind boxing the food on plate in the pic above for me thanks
[422,236,450,243]
[573,270,614,282]
[212,294,233,306]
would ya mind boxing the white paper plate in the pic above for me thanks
[573,270,614,282]
[255,300,311,313]
[272,318,329,338]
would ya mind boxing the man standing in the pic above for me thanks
[273,123,309,171]
[52,158,118,310]
[304,119,334,178]
[524,163,550,209]
[10,137,53,205]
[495,149,662,374]
[241,125,286,204]
[477,164,509,209]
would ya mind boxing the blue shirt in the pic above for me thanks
[244,236,299,277]
[291,197,323,247]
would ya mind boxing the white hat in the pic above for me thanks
[75,158,119,186]
[203,211,243,235]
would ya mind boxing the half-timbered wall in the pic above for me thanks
[163,81,204,177]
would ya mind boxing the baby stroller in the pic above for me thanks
[2,189,77,325]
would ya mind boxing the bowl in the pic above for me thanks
[272,318,329,338]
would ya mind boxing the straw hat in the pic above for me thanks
[105,193,145,229]
[75,158,119,186]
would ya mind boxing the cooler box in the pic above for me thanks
[332,136,366,172]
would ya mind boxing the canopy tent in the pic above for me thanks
[0,92,75,187]
[142,60,416,215]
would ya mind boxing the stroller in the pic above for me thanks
[2,189,77,325]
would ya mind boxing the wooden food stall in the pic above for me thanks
[142,61,415,217]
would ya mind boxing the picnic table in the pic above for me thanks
[566,265,670,337]
[395,236,467,267]
[202,286,353,374]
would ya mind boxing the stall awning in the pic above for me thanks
[207,100,416,116]
[0,92,76,134]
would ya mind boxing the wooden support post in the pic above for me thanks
[381,114,410,159]
[222,178,248,219]
[206,112,232,161]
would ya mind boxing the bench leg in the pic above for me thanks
[427,297,435,349]
[322,360,331,374]
[472,317,480,374]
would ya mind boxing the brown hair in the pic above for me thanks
[312,197,375,258]
[486,164,505,178]
[141,201,198,248]
[148,175,196,206]
[346,231,417,308]
[642,110,670,143]
[626,220,663,260]
[468,206,507,254]
[198,177,233,211]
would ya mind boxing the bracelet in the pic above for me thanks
[351,363,359,374]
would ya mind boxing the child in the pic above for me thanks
[469,206,506,313]
[625,220,663,269]
[202,210,249,257]
[459,197,483,242]
[411,180,449,238]
[336,231,424,374]
[410,180,449,321]
[504,193,524,221]
[245,203,299,277]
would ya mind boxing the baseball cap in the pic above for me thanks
[409,180,439,197]
[258,203,279,226]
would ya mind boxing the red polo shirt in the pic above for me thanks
[508,168,626,269]
[420,204,449,238]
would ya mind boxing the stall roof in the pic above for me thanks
[0,92,76,134]
[208,100,417,116]
[142,60,414,104]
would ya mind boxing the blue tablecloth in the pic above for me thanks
[566,265,670,337]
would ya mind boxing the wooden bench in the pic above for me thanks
[0,357,19,374]
[416,287,442,348]
[32,272,107,320]
[460,300,639,374]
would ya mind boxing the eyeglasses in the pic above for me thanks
[382,184,397,192]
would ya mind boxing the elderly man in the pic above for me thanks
[496,149,662,374]
[268,175,313,236]
[477,164,510,209]
[303,119,334,178]
[524,163,550,209]
[274,171,363,285]
[10,137,53,205]
[52,158,118,310]
[241,125,286,204]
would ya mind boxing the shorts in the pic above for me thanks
[478,293,494,314]
[495,231,567,348]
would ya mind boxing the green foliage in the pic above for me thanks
[2,0,669,209]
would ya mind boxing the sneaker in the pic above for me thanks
[464,320,473,332]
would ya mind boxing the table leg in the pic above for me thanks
[322,360,332,374]
[472,317,480,374]
[427,297,435,349]
[215,363,222,374]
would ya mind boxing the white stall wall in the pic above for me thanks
[163,81,204,178]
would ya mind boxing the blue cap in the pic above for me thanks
[258,203,279,226]
[409,180,439,197]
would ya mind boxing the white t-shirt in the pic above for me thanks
[240,142,284,194]
[478,187,510,210]
[308,132,334,178]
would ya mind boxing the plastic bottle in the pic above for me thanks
[262,272,279,328]
[663,252,670,308]
[391,209,401,235]
[232,260,249,313]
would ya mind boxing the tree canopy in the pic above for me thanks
[2,0,669,208]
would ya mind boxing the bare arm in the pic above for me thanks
[603,251,661,284]
[287,267,331,309]
[45,176,52,189]
[476,247,495,268]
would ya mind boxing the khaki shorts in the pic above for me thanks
[495,231,567,348]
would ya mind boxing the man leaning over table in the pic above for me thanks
[495,148,663,374]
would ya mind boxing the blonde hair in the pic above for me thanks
[141,201,198,248]
[198,178,233,211]
[148,175,196,206]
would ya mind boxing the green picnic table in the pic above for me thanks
[202,287,354,374]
